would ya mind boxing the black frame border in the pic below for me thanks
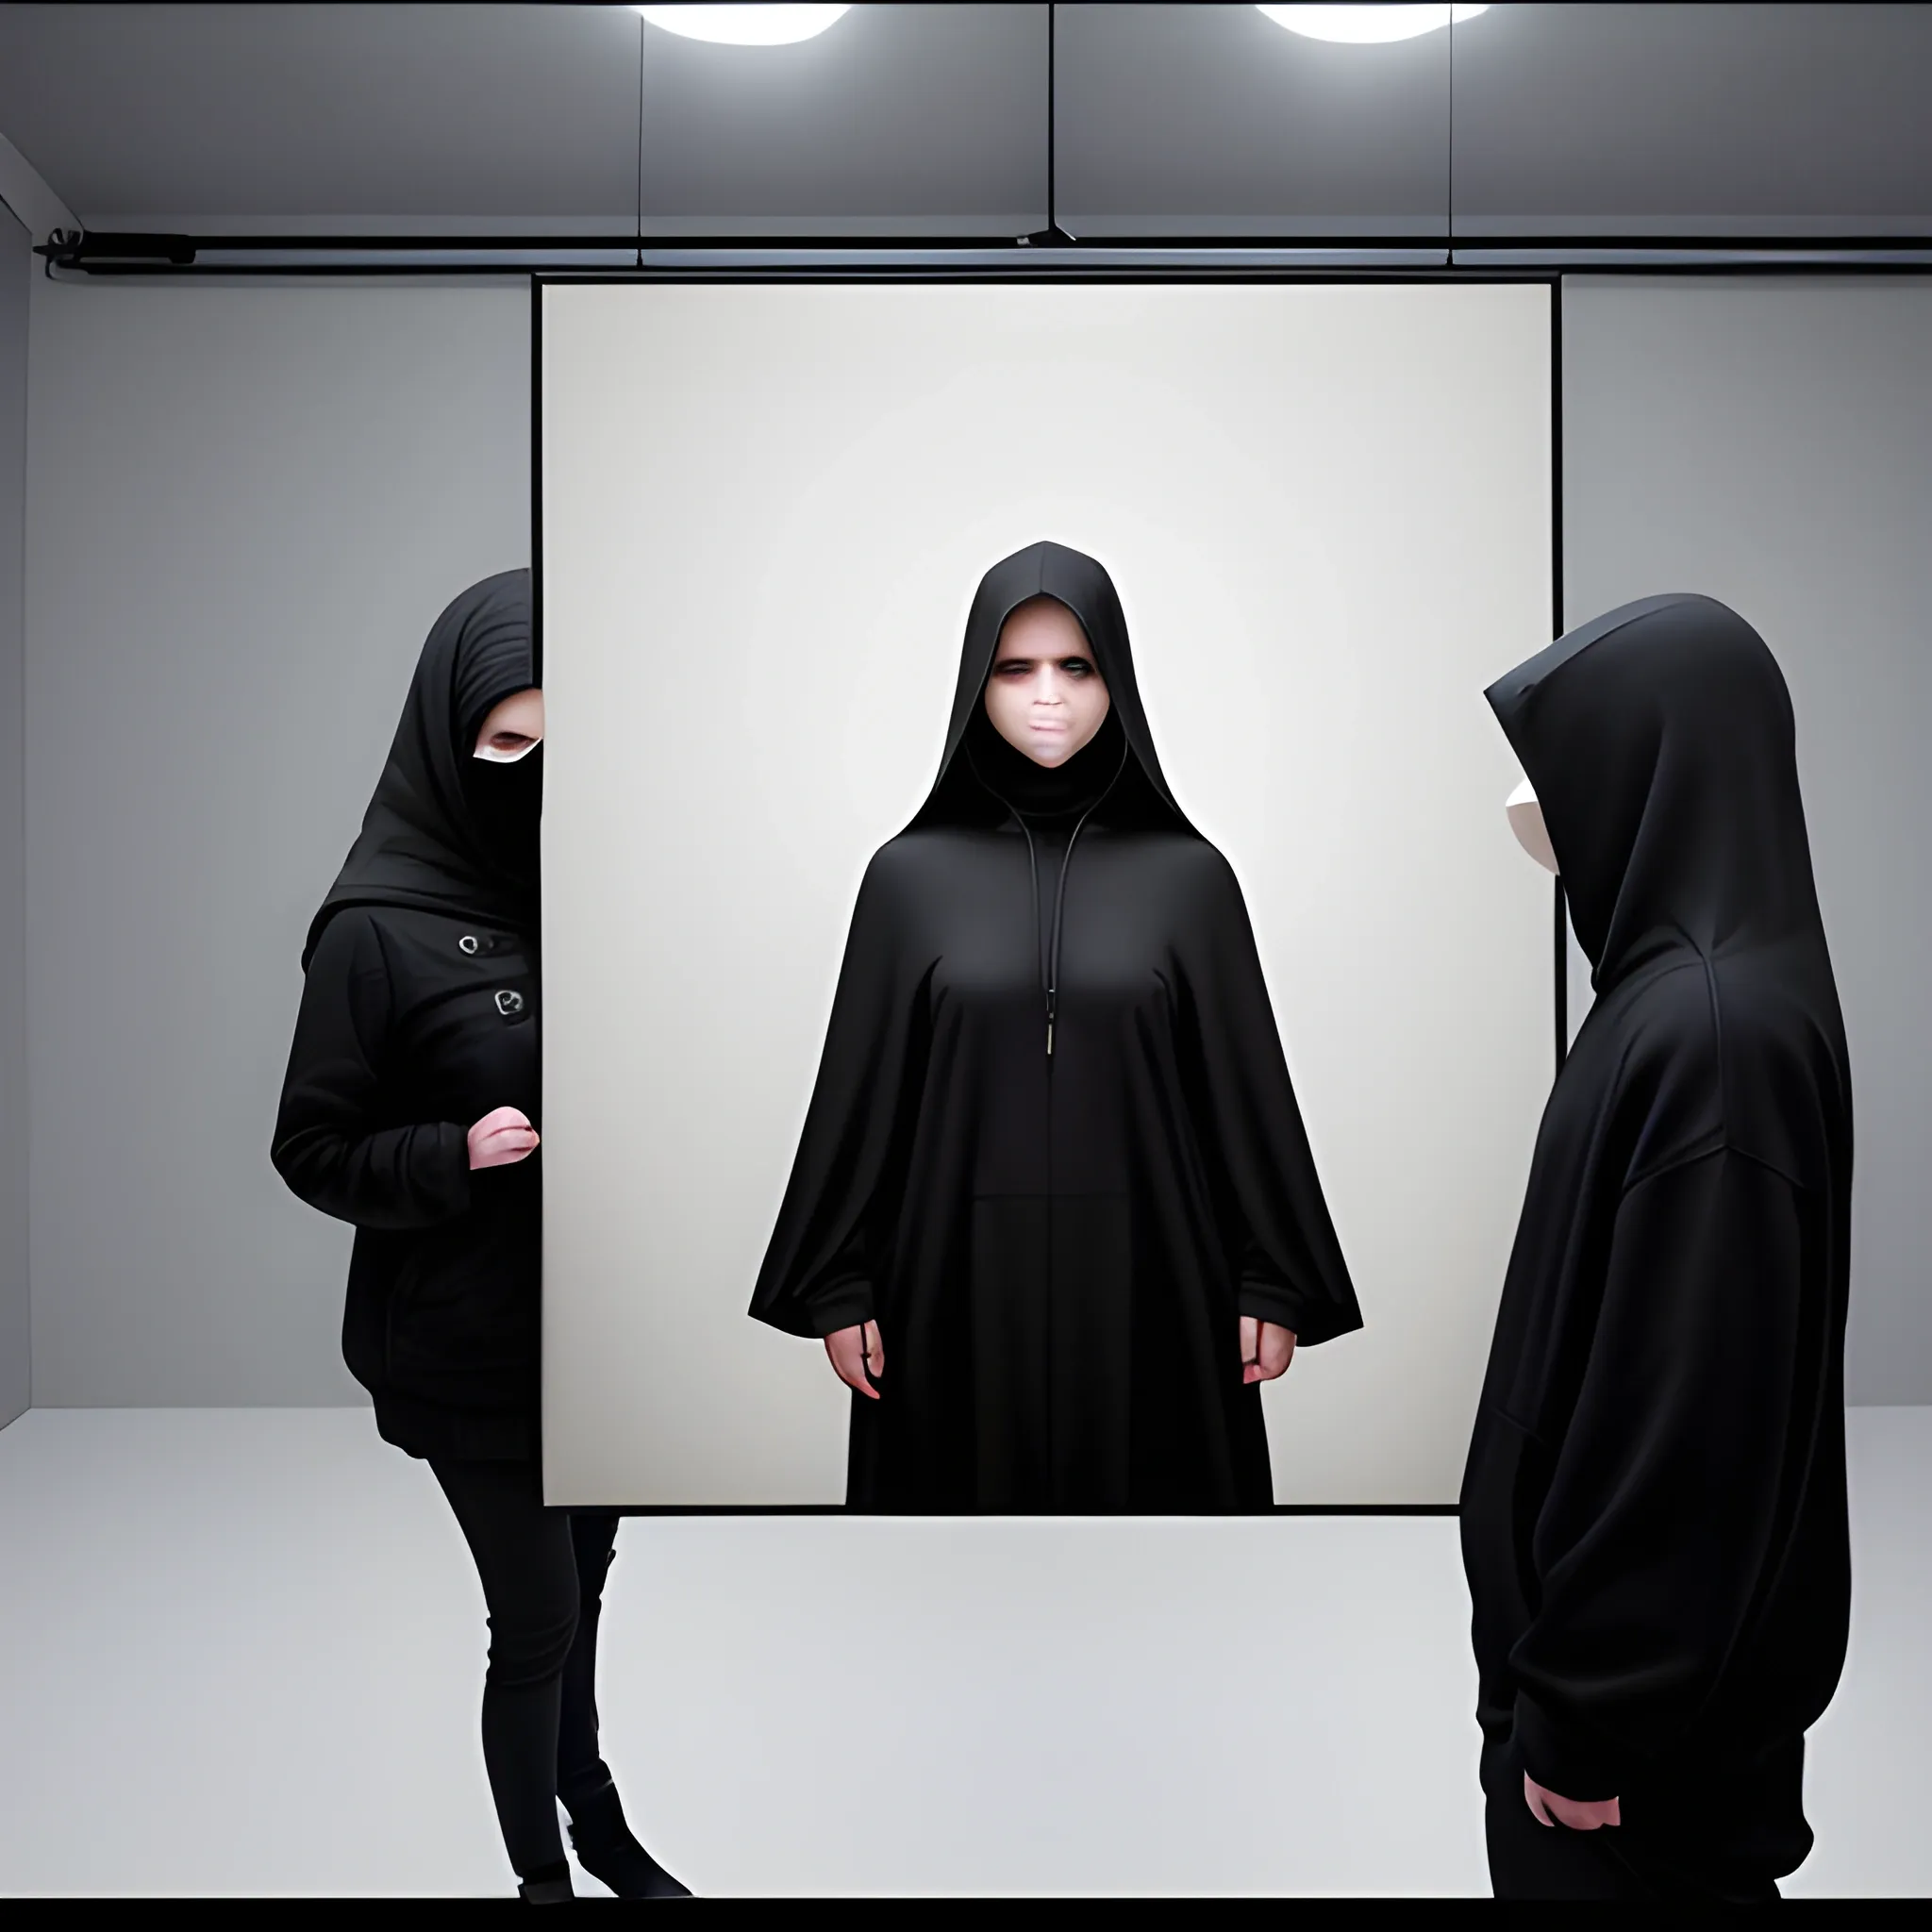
[531,266,1564,1517]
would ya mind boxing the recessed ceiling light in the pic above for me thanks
[1257,5,1490,44]
[632,5,853,46]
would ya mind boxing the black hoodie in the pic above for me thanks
[273,571,544,1460]
[1460,595,1853,1852]
[749,541,1360,1510]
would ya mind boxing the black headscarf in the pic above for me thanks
[906,541,1197,838]
[301,569,540,970]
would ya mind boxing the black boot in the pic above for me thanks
[565,1778,692,1898]
[518,1857,575,1902]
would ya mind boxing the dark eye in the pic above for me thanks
[1061,659,1092,675]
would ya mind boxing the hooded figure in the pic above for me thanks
[276,569,545,1453]
[271,571,688,1900]
[749,541,1360,1511]
[1461,594,1853,1901]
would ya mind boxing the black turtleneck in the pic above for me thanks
[964,704,1126,820]
[964,708,1128,990]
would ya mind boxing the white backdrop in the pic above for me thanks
[540,280,1553,1506]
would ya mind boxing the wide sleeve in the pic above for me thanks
[1173,849,1361,1345]
[1509,1148,1806,1800]
[270,909,474,1230]
[748,849,932,1341]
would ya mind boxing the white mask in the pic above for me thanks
[1507,775,1559,875]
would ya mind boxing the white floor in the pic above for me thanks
[0,1407,1924,1898]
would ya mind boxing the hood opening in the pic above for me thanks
[905,540,1196,839]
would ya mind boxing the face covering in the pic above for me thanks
[461,741,543,885]
[473,738,541,764]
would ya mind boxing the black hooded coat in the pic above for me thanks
[1460,595,1853,1869]
[273,570,545,1460]
[748,541,1360,1510]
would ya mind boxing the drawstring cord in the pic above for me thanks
[971,737,1129,1057]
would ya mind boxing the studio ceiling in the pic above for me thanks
[0,3,1928,242]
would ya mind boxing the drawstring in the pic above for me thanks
[965,738,1128,1057]
[1044,779,1114,1057]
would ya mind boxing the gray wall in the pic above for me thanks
[19,271,1930,1412]
[0,202,25,1429]
[1562,275,1932,1407]
[25,280,528,1405]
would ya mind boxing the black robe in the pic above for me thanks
[273,570,546,1460]
[1460,595,1853,1870]
[749,541,1360,1511]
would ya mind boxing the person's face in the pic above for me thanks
[983,597,1110,768]
[1507,774,1558,874]
[474,687,544,761]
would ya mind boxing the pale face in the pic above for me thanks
[983,597,1111,768]
[1506,774,1558,874]
[474,687,545,761]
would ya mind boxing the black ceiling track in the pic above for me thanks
[34,227,1932,280]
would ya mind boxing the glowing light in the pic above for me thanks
[632,6,852,45]
[1257,5,1490,44]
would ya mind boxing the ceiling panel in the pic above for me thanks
[0,3,1047,240]
[0,4,642,233]
[637,4,1045,237]
[1055,4,1449,240]
[6,3,1929,248]
[1451,3,1932,238]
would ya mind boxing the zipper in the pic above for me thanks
[1043,771,1119,1055]
[1016,816,1086,1058]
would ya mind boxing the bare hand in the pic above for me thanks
[1524,1773,1621,1830]
[468,1106,539,1170]
[824,1320,884,1400]
[1240,1316,1296,1384]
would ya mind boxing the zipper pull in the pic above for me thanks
[1046,988,1057,1058]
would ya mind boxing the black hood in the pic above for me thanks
[302,569,539,969]
[905,541,1197,837]
[1486,592,1826,994]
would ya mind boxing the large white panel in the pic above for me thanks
[541,280,1553,1505]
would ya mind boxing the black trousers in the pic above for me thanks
[429,1457,623,1881]
[1481,1736,1804,1903]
